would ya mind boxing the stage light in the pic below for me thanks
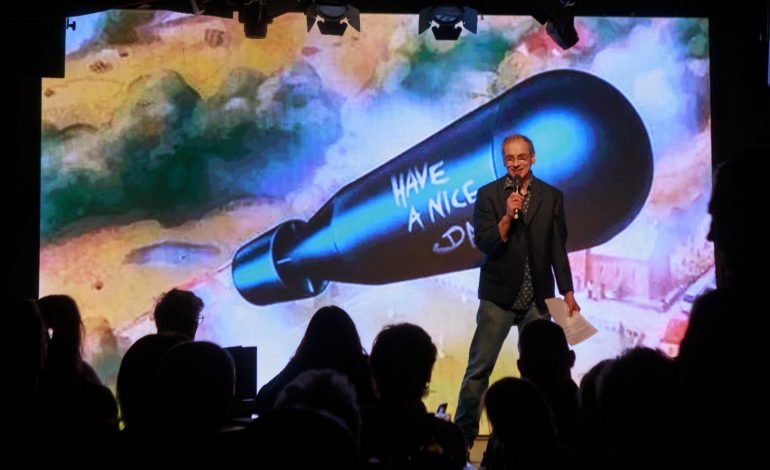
[189,0,210,15]
[238,1,272,39]
[305,2,361,36]
[418,5,478,41]
[528,0,579,50]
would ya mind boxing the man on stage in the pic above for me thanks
[454,133,580,447]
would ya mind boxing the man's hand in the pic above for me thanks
[506,192,524,219]
[564,291,580,318]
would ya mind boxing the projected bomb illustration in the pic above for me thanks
[232,69,653,305]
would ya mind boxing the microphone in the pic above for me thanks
[511,175,522,219]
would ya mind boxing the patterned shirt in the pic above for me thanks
[507,179,534,310]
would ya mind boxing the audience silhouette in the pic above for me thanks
[254,305,375,416]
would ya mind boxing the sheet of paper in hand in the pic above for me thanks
[545,298,598,346]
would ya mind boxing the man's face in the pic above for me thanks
[503,139,535,180]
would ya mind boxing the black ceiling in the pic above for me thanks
[2,0,713,20]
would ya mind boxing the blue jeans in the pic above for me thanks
[454,299,550,445]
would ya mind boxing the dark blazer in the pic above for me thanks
[473,175,574,309]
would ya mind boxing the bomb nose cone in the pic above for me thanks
[491,70,653,251]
